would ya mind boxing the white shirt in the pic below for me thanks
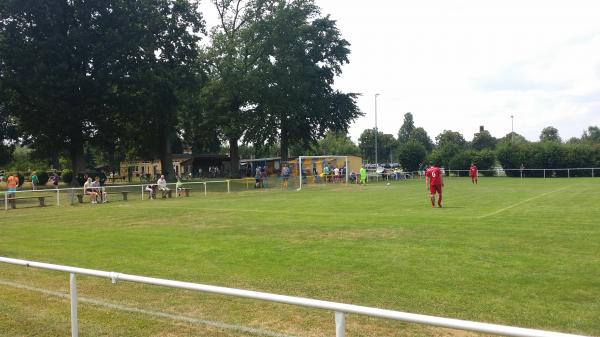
[157,178,167,189]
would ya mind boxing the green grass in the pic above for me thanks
[1,177,599,337]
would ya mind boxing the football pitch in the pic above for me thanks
[0,178,599,337]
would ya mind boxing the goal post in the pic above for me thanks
[298,155,349,190]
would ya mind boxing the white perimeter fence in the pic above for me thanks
[369,167,600,181]
[0,257,590,337]
[1,179,238,211]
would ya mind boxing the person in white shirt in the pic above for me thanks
[157,175,170,198]
[83,177,98,204]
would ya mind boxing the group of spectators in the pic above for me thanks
[3,171,61,197]
[83,176,107,204]
[144,174,185,200]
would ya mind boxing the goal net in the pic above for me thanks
[297,155,350,190]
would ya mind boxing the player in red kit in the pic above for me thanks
[425,162,443,208]
[469,163,478,184]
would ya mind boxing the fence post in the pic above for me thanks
[70,273,79,337]
[204,182,207,196]
[227,180,230,193]
[4,192,7,211]
[141,185,144,200]
[593,168,595,178]
[544,169,546,179]
[57,188,60,207]
[335,312,345,337]
[568,169,570,178]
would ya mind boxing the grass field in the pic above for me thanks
[1,177,599,337]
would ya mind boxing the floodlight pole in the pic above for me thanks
[510,115,514,144]
[374,94,380,166]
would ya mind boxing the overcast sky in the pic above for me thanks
[201,0,600,143]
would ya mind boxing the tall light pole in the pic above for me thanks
[510,115,514,144]
[374,94,380,166]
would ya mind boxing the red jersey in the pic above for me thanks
[469,165,478,177]
[426,166,442,186]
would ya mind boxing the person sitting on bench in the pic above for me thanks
[157,175,170,198]
[93,176,107,203]
[83,177,98,204]
[145,184,156,199]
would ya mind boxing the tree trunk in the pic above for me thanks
[69,142,86,186]
[229,137,240,178]
[280,124,289,162]
[159,130,176,181]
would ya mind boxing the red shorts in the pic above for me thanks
[429,184,442,194]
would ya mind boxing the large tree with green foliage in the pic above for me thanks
[358,129,397,163]
[0,0,204,182]
[397,140,426,172]
[539,126,561,143]
[247,0,361,160]
[434,130,467,171]
[397,112,415,143]
[472,129,497,150]
[201,0,267,177]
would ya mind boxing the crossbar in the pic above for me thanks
[0,257,589,337]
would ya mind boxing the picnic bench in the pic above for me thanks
[7,195,51,209]
[76,191,129,203]
[178,187,191,197]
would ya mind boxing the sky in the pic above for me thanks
[200,0,600,143]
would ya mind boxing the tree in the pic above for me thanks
[472,130,497,150]
[498,132,528,145]
[434,130,466,171]
[313,131,359,156]
[540,126,561,143]
[201,0,266,177]
[582,126,600,143]
[247,0,361,161]
[0,0,204,183]
[398,112,415,143]
[0,105,17,166]
[358,129,397,163]
[410,127,434,152]
[397,141,426,172]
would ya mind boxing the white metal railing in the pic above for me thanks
[1,180,235,210]
[0,257,589,337]
[378,168,600,180]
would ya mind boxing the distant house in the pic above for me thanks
[120,154,230,181]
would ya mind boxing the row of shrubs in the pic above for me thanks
[437,142,600,177]
[497,142,600,177]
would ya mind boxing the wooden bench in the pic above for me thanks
[7,196,51,209]
[178,187,191,197]
[159,189,172,199]
[77,191,129,203]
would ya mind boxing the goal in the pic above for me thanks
[297,155,349,190]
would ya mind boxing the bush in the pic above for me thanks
[448,151,475,177]
[61,169,73,185]
[16,172,25,187]
[36,171,50,185]
[397,141,427,172]
[473,150,496,176]
[497,142,600,177]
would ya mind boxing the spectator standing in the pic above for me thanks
[7,174,19,198]
[31,171,39,190]
[52,173,60,189]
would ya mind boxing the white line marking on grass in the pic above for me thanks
[0,279,297,337]
[479,185,573,219]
